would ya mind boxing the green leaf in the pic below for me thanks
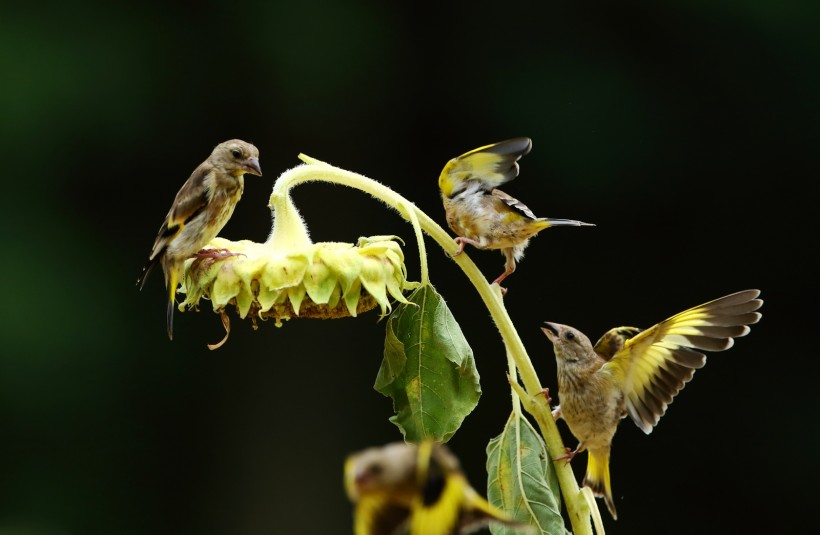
[374,283,481,442]
[486,411,566,535]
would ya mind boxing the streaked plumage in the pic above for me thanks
[438,137,593,288]
[345,441,519,535]
[542,289,763,519]
[137,139,262,339]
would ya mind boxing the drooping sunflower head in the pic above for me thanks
[179,235,415,330]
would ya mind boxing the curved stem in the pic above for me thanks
[267,182,312,249]
[276,156,592,535]
[398,198,429,286]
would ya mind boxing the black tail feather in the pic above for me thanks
[137,258,157,290]
[166,297,175,340]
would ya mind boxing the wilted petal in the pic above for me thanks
[179,236,416,346]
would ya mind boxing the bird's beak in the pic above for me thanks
[244,157,262,176]
[541,322,560,342]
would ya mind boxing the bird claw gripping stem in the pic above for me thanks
[555,446,581,464]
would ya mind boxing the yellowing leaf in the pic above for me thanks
[486,411,566,535]
[375,284,480,442]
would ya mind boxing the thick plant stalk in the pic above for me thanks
[275,156,595,535]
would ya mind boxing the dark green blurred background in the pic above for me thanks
[1,1,816,533]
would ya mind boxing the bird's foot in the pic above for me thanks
[537,387,552,405]
[194,248,243,260]
[491,270,513,295]
[491,280,509,296]
[554,446,580,463]
[191,248,245,270]
[450,237,480,257]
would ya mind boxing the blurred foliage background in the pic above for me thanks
[0,0,817,533]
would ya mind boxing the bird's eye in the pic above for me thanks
[231,148,242,158]
[565,332,575,341]
[367,464,383,477]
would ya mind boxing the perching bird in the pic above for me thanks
[136,139,262,339]
[541,289,763,520]
[345,441,519,535]
[438,137,593,289]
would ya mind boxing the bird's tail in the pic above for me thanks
[166,269,178,340]
[538,218,595,229]
[584,448,617,520]
[136,258,157,290]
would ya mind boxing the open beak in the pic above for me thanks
[244,157,262,176]
[541,322,560,342]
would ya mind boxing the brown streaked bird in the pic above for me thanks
[136,139,262,339]
[345,441,520,535]
[541,289,762,520]
[438,137,593,290]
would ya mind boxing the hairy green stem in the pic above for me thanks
[276,156,593,535]
[398,198,429,286]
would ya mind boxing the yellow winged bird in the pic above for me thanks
[438,137,593,289]
[541,289,763,519]
[345,441,520,535]
[137,139,261,339]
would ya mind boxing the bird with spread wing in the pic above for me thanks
[541,289,763,519]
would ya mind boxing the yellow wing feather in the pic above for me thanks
[409,472,464,535]
[604,290,762,433]
[438,137,532,198]
[353,494,410,535]
[346,441,518,535]
[410,442,515,535]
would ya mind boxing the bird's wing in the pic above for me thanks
[593,326,643,360]
[408,442,462,535]
[353,496,410,535]
[408,476,464,535]
[409,443,515,535]
[602,289,763,434]
[438,137,532,197]
[490,189,539,220]
[136,162,212,290]
[148,164,212,261]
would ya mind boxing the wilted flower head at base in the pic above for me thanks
[179,235,415,330]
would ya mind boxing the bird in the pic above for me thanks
[541,289,763,520]
[345,441,520,535]
[136,139,262,340]
[438,137,593,289]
